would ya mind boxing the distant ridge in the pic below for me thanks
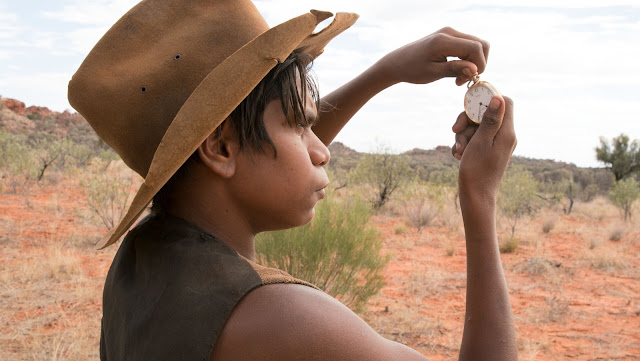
[329,142,592,172]
[328,141,611,193]
[1,96,611,192]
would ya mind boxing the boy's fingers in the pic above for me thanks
[451,144,461,160]
[433,34,488,75]
[437,27,490,64]
[443,59,476,85]
[496,96,516,150]
[476,95,505,143]
[452,111,469,133]
[451,123,478,159]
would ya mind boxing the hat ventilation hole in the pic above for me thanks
[174,54,182,60]
[140,86,147,94]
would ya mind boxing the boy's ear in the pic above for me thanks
[197,119,238,179]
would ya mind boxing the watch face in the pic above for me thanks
[465,82,497,124]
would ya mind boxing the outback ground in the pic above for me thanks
[1,176,639,360]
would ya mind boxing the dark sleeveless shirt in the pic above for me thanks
[99,213,317,361]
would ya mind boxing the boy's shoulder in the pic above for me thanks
[211,283,430,361]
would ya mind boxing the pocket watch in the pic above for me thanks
[464,73,501,124]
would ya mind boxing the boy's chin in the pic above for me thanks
[265,208,316,232]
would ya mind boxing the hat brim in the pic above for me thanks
[96,10,358,249]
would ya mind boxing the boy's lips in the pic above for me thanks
[316,183,328,198]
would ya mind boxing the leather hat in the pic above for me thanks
[68,0,358,249]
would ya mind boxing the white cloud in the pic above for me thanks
[0,8,20,40]
[0,72,73,111]
[41,0,138,25]
[65,26,113,55]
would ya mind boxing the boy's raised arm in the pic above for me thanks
[456,95,518,360]
[313,27,490,145]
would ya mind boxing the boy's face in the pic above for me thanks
[228,90,330,233]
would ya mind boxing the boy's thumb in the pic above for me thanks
[477,96,504,139]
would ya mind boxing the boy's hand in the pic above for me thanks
[452,95,516,202]
[376,27,490,86]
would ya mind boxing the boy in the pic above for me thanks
[69,0,518,360]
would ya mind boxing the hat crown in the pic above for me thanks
[69,0,269,177]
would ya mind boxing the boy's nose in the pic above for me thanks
[309,131,331,166]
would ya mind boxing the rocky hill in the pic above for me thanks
[0,96,104,147]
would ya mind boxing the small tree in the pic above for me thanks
[579,184,598,202]
[560,179,578,214]
[499,166,540,238]
[29,135,72,182]
[256,194,388,313]
[81,159,135,229]
[538,178,579,215]
[429,165,460,213]
[350,146,412,210]
[595,134,640,181]
[609,178,639,221]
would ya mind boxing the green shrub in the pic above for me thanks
[256,194,388,313]
[499,166,540,238]
[609,178,639,221]
[0,131,39,193]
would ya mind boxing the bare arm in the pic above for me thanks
[455,96,518,360]
[212,283,430,361]
[313,27,490,145]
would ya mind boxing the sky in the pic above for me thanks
[0,0,638,168]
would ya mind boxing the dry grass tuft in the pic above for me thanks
[445,242,455,257]
[608,224,625,242]
[405,202,439,232]
[394,222,409,235]
[500,237,519,254]
[590,251,628,271]
[541,216,555,234]
[512,257,561,276]
[543,294,569,323]
[439,203,462,232]
[518,334,551,361]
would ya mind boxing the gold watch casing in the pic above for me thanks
[464,80,500,124]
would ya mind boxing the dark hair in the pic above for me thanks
[151,51,319,214]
